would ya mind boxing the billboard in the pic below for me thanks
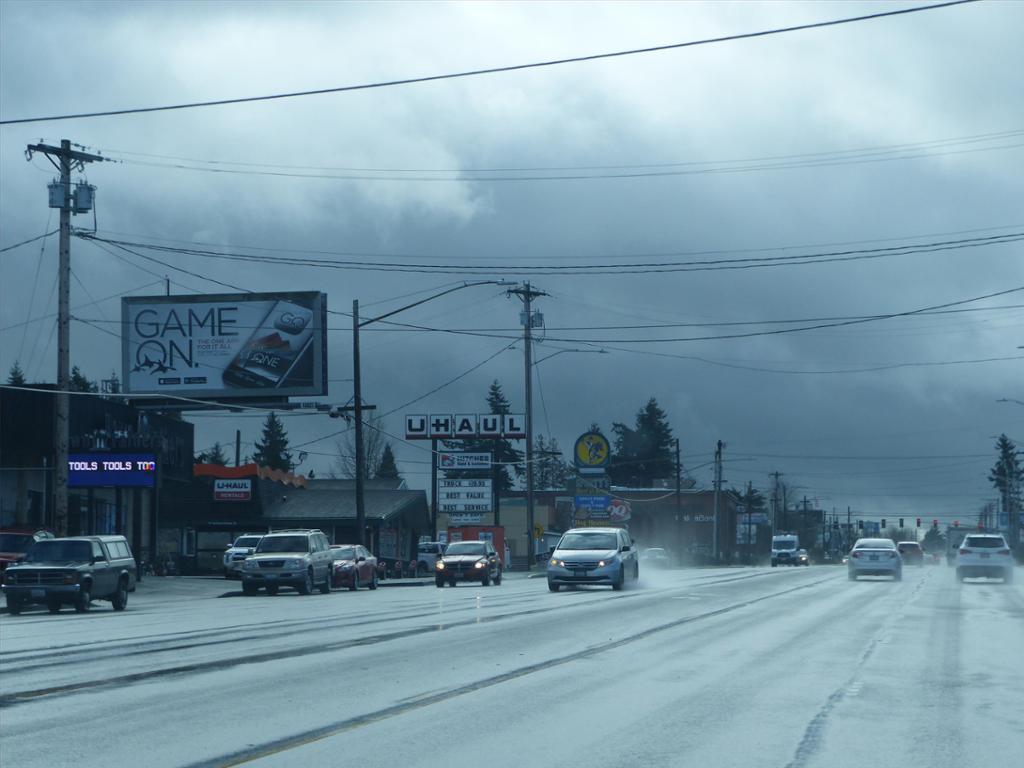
[68,453,156,488]
[213,478,252,501]
[122,292,327,399]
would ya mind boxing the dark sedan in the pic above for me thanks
[435,541,502,587]
[328,545,378,590]
[896,541,924,566]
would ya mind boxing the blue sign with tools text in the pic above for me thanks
[68,453,157,488]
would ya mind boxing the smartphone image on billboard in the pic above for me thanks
[222,300,315,389]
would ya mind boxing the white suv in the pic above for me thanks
[956,533,1015,583]
[241,529,333,595]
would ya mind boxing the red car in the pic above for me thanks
[0,528,55,571]
[328,544,378,590]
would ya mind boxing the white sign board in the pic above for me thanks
[449,512,484,525]
[213,478,252,501]
[438,454,491,470]
[405,413,526,440]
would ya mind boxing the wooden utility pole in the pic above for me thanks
[26,141,103,536]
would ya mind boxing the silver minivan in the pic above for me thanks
[547,527,639,592]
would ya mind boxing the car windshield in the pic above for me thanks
[0,533,34,553]
[331,547,357,560]
[256,536,309,553]
[898,543,920,550]
[855,540,894,549]
[24,540,92,563]
[233,537,261,548]
[963,536,1004,548]
[418,543,439,553]
[773,541,797,550]
[558,533,618,550]
[444,542,486,556]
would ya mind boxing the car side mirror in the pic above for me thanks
[247,548,255,555]
[622,545,631,552]
[357,556,366,563]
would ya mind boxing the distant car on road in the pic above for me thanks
[640,547,671,568]
[0,528,54,572]
[956,534,1014,583]
[329,544,378,590]
[223,533,263,579]
[848,538,902,581]
[435,540,502,587]
[896,541,924,566]
[547,527,639,592]
[416,541,447,574]
[2,535,136,614]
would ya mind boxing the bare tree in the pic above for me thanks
[333,416,386,480]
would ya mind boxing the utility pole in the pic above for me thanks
[26,141,103,536]
[747,480,754,565]
[712,440,724,562]
[508,282,547,568]
[675,438,682,563]
[352,299,366,546]
[235,430,241,467]
[771,471,782,534]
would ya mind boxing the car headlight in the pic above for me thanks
[474,560,486,569]
[436,561,445,570]
[3,572,15,584]
[243,559,258,570]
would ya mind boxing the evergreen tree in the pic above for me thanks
[7,362,27,385]
[989,434,1022,546]
[376,443,401,480]
[107,370,121,394]
[730,485,767,514]
[69,365,98,393]
[534,434,571,490]
[252,413,293,471]
[444,380,524,491]
[608,398,674,487]
[197,442,229,466]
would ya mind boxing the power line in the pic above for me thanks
[92,127,1024,175]
[74,230,1023,276]
[0,2,976,126]
[0,229,59,254]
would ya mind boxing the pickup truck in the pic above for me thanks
[2,535,137,614]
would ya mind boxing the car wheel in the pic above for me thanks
[369,572,378,590]
[7,597,23,615]
[242,582,257,596]
[319,568,331,594]
[47,600,61,614]
[771,561,777,568]
[449,578,457,587]
[112,578,129,611]
[848,571,856,581]
[297,569,313,595]
[266,585,279,596]
[1004,569,1014,584]
[481,571,491,587]
[548,582,560,592]
[612,566,625,591]
[436,577,445,588]
[494,569,502,586]
[894,569,902,582]
[74,585,92,613]
[349,572,359,591]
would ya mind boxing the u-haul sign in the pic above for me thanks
[213,478,252,501]
[405,413,526,440]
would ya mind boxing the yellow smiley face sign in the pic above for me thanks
[574,432,610,470]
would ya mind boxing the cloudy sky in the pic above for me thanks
[1,0,1021,523]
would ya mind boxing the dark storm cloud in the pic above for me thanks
[2,0,1022,517]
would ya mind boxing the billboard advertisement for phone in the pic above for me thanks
[121,292,327,398]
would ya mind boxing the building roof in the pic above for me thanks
[261,486,428,524]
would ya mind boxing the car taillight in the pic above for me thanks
[959,548,969,555]
[888,552,897,559]
[997,549,1011,555]
[851,552,860,559]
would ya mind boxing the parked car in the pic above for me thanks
[640,547,671,568]
[329,544,378,590]
[2,535,136,614]
[956,533,1014,583]
[547,527,639,592]
[435,540,502,587]
[0,527,55,571]
[416,541,447,574]
[847,538,902,581]
[896,541,924,566]
[240,529,333,595]
[223,533,263,579]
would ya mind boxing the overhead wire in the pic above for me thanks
[0,1,977,125]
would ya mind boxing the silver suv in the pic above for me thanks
[240,529,333,596]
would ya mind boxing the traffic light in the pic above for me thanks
[881,519,886,529]
[899,518,904,529]
[858,520,864,530]
[954,520,959,528]
[932,519,938,529]
[917,518,922,528]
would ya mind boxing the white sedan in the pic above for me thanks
[847,538,902,581]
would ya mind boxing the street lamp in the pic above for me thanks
[351,281,512,546]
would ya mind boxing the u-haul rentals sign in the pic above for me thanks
[214,478,252,501]
[405,414,525,440]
